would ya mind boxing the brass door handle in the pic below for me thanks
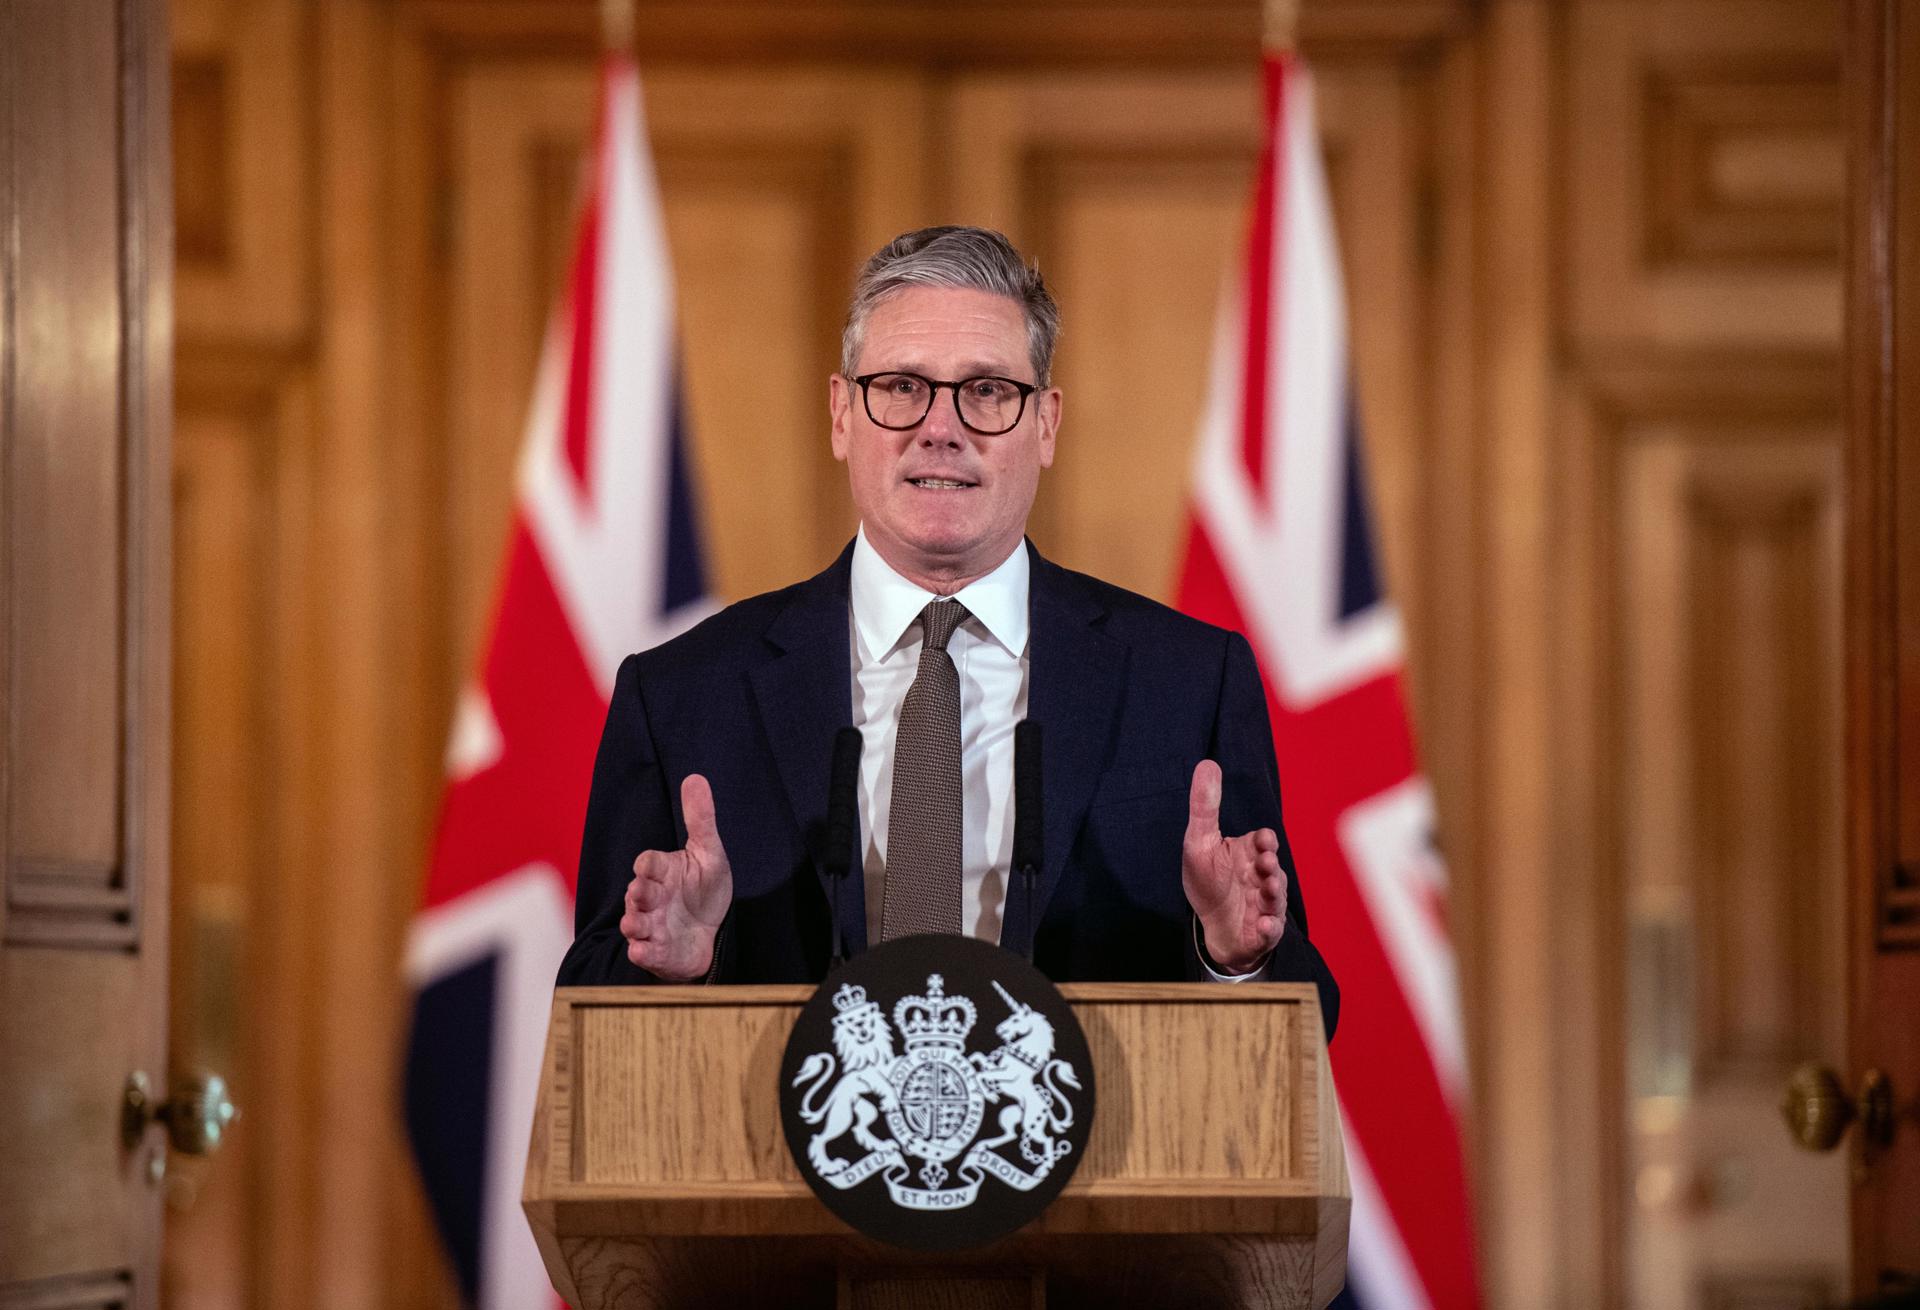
[1780,1064,1893,1156]
[122,1070,239,1156]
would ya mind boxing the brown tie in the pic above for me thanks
[880,599,968,940]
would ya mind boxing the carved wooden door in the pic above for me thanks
[0,0,175,1305]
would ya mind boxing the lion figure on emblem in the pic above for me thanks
[972,981,1081,1166]
[792,984,898,1176]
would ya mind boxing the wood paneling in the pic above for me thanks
[1584,371,1846,1306]
[1545,8,1848,1306]
[172,56,232,267]
[1844,0,1920,1285]
[1566,1,1842,348]
[170,0,312,346]
[1686,462,1835,1076]
[167,0,330,1304]
[166,347,319,1310]
[1551,355,1847,1309]
[1645,62,1843,266]
[390,0,1470,67]
[1,0,172,1297]
[1471,3,1851,1304]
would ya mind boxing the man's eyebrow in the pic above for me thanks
[881,359,1027,378]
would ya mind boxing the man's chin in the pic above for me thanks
[873,526,1006,581]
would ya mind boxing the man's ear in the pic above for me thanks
[1035,387,1062,469]
[828,373,853,462]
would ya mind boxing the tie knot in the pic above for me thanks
[918,599,968,653]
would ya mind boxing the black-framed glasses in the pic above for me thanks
[850,371,1039,436]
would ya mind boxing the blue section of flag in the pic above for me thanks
[661,368,708,616]
[1338,391,1383,620]
[404,954,498,1306]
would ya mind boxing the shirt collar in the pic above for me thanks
[850,526,1030,660]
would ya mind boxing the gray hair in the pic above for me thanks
[840,226,1060,386]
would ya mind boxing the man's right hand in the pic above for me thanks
[621,773,733,981]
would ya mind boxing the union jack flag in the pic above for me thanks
[1174,51,1482,1310]
[402,56,713,1307]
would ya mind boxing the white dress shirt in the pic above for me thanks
[846,527,1262,981]
[850,528,1028,946]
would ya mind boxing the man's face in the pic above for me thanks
[829,286,1061,587]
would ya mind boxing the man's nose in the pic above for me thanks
[917,390,964,446]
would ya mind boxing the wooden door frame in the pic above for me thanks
[1843,0,1920,1293]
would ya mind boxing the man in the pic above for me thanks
[558,226,1337,1033]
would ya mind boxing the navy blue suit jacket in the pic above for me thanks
[557,540,1339,1037]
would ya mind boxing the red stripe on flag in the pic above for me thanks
[1238,55,1287,494]
[1173,513,1243,631]
[422,521,604,910]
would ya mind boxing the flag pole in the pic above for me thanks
[1264,0,1299,54]
[600,0,633,54]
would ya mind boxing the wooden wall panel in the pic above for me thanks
[1541,352,1850,1310]
[167,0,326,1304]
[171,0,313,347]
[168,403,262,1310]
[1685,459,1837,1077]
[1469,3,1851,1305]
[166,350,319,1310]
[1645,65,1843,266]
[1546,6,1849,1304]
[1599,379,1846,1310]
[1566,1,1842,349]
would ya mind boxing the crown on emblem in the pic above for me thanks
[832,983,872,1013]
[893,973,977,1050]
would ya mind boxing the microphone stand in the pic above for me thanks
[1013,720,1043,963]
[824,727,863,965]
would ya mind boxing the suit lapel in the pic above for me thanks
[1012,544,1127,947]
[748,544,865,953]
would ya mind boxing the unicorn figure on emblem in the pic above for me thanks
[970,980,1082,1166]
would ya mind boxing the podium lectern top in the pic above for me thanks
[525,982,1348,1310]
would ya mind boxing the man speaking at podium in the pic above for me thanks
[559,226,1337,1035]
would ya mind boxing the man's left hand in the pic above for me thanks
[1182,759,1287,974]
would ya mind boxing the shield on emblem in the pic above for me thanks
[889,1050,983,1161]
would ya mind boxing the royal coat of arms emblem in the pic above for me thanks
[779,936,1095,1248]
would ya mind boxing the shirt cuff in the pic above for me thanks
[1194,918,1269,982]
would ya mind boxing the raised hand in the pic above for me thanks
[1181,759,1287,974]
[621,773,734,980]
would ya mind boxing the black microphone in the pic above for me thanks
[1013,720,1043,961]
[824,727,863,962]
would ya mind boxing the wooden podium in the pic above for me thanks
[524,982,1348,1309]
